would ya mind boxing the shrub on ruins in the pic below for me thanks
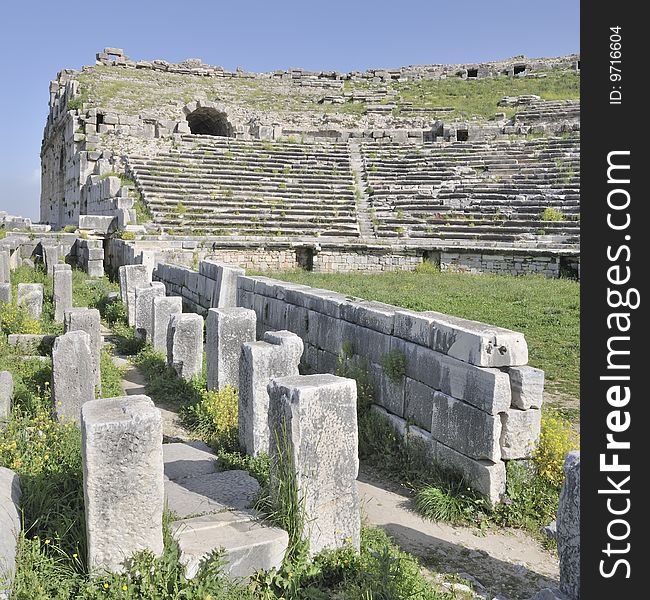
[182,386,239,452]
[540,207,564,221]
[0,302,42,335]
[532,409,580,488]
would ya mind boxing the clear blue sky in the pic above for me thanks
[0,1,579,221]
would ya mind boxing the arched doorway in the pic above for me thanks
[186,107,233,136]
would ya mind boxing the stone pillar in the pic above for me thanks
[42,244,62,275]
[0,371,13,425]
[65,308,102,392]
[267,374,360,557]
[0,467,21,597]
[16,283,43,320]
[557,451,580,600]
[206,307,256,391]
[0,284,10,305]
[199,260,244,308]
[134,282,166,342]
[0,250,10,284]
[81,395,164,573]
[118,264,151,327]
[151,295,183,353]
[239,331,303,456]
[53,263,73,322]
[52,330,95,425]
[167,313,204,381]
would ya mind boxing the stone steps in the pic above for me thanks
[163,442,288,579]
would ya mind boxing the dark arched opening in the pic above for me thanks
[186,107,233,136]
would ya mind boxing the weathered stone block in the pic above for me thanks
[16,283,43,320]
[499,407,541,459]
[431,391,502,462]
[267,374,360,557]
[82,395,164,573]
[53,265,73,322]
[392,338,511,415]
[167,313,204,381]
[52,330,94,425]
[206,307,256,391]
[152,295,183,353]
[0,251,10,284]
[557,451,580,600]
[65,308,102,391]
[239,331,303,456]
[134,282,166,341]
[0,283,11,304]
[507,366,544,409]
[118,264,151,326]
[0,371,13,425]
[0,467,21,597]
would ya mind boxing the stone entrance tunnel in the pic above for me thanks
[186,107,233,136]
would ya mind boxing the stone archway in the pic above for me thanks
[183,101,234,136]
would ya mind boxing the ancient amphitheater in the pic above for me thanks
[0,48,581,600]
[38,47,580,278]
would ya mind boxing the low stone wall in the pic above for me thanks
[236,274,543,503]
[107,238,578,279]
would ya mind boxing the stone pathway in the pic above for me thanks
[358,464,559,600]
[102,327,557,595]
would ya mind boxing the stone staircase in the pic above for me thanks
[127,135,360,239]
[361,135,580,248]
[163,441,288,578]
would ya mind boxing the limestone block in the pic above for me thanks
[0,467,21,597]
[162,442,217,481]
[370,363,405,417]
[499,407,541,459]
[119,264,151,326]
[167,313,204,381]
[152,295,183,353]
[82,395,164,573]
[267,374,360,557]
[206,307,256,391]
[392,338,511,415]
[0,283,10,304]
[52,330,94,425]
[395,309,528,367]
[65,308,102,391]
[0,251,10,284]
[508,366,545,409]
[87,260,104,278]
[434,442,506,505]
[238,331,303,456]
[0,371,13,424]
[17,283,43,320]
[431,391,502,462]
[199,260,244,308]
[42,244,62,275]
[134,282,166,341]
[557,452,580,600]
[53,265,73,322]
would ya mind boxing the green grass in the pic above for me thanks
[266,270,580,401]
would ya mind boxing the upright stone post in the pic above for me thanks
[167,313,204,381]
[0,371,13,425]
[52,330,94,425]
[0,283,10,304]
[557,451,580,600]
[53,264,73,322]
[0,250,10,284]
[65,308,102,392]
[206,307,256,391]
[16,283,43,320]
[82,395,164,573]
[0,467,21,597]
[42,244,62,275]
[118,264,151,327]
[239,331,303,456]
[152,295,183,353]
[134,282,166,342]
[267,374,360,557]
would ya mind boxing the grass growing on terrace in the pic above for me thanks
[264,268,580,404]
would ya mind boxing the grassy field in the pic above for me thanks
[263,270,580,408]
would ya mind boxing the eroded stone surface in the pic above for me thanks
[82,395,164,574]
[557,451,580,600]
[152,295,183,353]
[167,313,204,380]
[0,467,21,597]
